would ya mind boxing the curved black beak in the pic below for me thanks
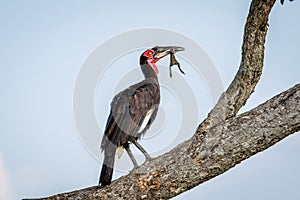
[153,46,185,59]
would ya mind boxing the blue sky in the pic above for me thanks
[0,1,299,199]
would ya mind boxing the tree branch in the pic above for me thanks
[189,0,275,157]
[212,0,274,122]
[26,84,300,200]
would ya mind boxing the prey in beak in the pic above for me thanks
[152,46,185,78]
[169,49,185,78]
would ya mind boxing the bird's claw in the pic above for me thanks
[145,156,152,162]
[130,165,140,173]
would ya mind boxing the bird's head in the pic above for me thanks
[140,46,184,78]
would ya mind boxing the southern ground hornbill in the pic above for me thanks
[99,46,184,186]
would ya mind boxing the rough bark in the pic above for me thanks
[24,0,300,199]
[25,84,300,200]
[189,0,275,156]
[189,0,275,158]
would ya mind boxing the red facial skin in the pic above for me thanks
[143,49,159,74]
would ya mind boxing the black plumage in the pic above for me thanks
[99,46,184,186]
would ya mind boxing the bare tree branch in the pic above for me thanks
[24,0,300,199]
[189,0,275,157]
[26,84,300,200]
[194,0,274,129]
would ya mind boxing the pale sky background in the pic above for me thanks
[0,1,299,200]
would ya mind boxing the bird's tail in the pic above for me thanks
[99,150,116,186]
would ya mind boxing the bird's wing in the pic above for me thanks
[100,79,160,153]
[127,81,160,138]
[100,92,130,153]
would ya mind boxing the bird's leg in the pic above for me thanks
[132,140,152,161]
[125,146,138,168]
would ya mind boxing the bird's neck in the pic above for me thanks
[140,63,158,80]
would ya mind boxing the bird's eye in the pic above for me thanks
[148,50,153,55]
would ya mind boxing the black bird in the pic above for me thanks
[99,46,184,186]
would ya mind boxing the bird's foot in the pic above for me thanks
[145,156,152,162]
[129,165,140,173]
